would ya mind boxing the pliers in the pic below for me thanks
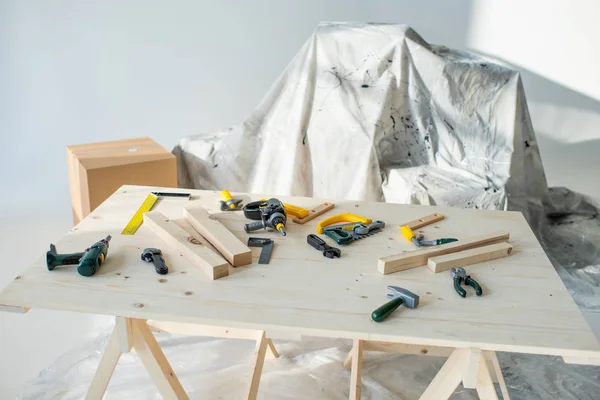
[450,267,483,298]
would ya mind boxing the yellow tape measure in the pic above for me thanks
[121,193,159,235]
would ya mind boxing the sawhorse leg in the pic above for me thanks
[147,320,281,399]
[86,317,188,400]
[344,341,510,400]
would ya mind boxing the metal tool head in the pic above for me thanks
[450,267,466,279]
[220,199,243,211]
[386,286,419,309]
[141,248,162,262]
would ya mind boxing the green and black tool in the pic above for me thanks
[450,267,482,298]
[46,235,112,277]
[371,286,419,322]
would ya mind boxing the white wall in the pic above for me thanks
[2,0,600,397]
[468,0,600,198]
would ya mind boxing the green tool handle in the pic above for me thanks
[454,277,467,298]
[323,228,353,245]
[46,244,83,271]
[465,277,483,296]
[371,297,404,322]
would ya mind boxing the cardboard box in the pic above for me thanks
[66,137,177,224]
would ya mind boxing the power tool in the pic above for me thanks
[46,235,112,277]
[243,198,287,236]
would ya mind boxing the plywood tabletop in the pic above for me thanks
[1,185,599,358]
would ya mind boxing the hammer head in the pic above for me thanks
[387,286,419,309]
[141,248,162,262]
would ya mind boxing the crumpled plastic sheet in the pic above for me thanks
[19,329,600,399]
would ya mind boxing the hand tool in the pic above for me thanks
[243,198,287,236]
[220,190,243,211]
[316,213,371,234]
[260,199,309,219]
[450,267,483,298]
[307,234,341,258]
[371,286,419,322]
[122,191,191,235]
[47,235,112,277]
[247,237,274,264]
[324,220,385,245]
[400,224,457,248]
[141,248,168,275]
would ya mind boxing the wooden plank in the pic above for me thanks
[342,349,353,369]
[1,186,600,362]
[403,213,445,230]
[184,206,252,267]
[462,348,482,389]
[266,339,279,359]
[363,341,454,357]
[562,356,600,366]
[378,231,511,275]
[476,356,499,400]
[246,331,268,400]
[131,319,189,400]
[292,202,335,224]
[0,304,30,313]
[116,317,133,353]
[349,339,364,400]
[144,211,229,280]
[86,328,122,400]
[419,348,466,400]
[485,351,510,399]
[427,242,514,273]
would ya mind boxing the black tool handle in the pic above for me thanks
[243,200,267,220]
[454,277,467,298]
[152,254,168,275]
[307,234,327,250]
[244,221,265,233]
[465,276,483,296]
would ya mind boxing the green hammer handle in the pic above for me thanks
[454,277,467,298]
[371,297,404,322]
[465,277,483,296]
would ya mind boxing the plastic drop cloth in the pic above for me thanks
[174,22,546,227]
[22,23,600,399]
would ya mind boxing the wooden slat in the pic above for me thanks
[378,231,510,275]
[562,356,600,366]
[349,339,364,400]
[463,348,482,389]
[476,356,500,400]
[86,328,122,399]
[403,213,445,230]
[419,349,466,400]
[131,319,189,400]
[246,331,268,400]
[184,206,252,266]
[427,242,514,273]
[144,211,229,280]
[292,202,335,224]
[0,304,30,313]
[485,351,510,399]
[116,317,133,353]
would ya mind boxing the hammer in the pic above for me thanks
[371,286,419,322]
[141,248,168,275]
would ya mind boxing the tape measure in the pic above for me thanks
[121,193,159,235]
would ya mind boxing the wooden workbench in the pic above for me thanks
[1,185,599,399]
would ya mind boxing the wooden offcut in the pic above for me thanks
[378,231,510,275]
[402,212,445,230]
[427,242,514,273]
[184,206,252,266]
[144,211,229,280]
[292,202,335,224]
